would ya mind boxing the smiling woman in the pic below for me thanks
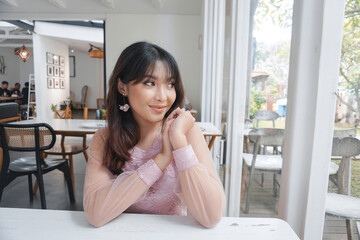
[83,41,225,228]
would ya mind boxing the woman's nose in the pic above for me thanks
[155,86,167,101]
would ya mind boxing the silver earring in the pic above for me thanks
[119,93,130,112]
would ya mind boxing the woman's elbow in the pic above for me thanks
[198,211,222,228]
[85,210,107,228]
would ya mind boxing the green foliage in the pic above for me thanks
[250,89,266,116]
[50,104,57,112]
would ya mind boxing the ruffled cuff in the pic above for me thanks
[136,159,163,186]
[173,144,199,171]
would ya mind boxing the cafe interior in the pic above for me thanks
[0,0,357,239]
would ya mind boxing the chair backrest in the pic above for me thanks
[97,98,105,109]
[333,128,357,138]
[254,110,280,121]
[81,85,88,103]
[0,123,56,152]
[248,128,285,147]
[332,137,360,157]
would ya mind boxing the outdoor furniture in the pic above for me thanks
[254,110,280,128]
[326,193,360,240]
[73,85,88,109]
[0,123,75,209]
[325,136,360,240]
[241,128,284,214]
[0,208,300,240]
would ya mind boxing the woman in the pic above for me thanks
[83,42,225,228]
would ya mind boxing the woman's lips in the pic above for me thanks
[149,105,166,113]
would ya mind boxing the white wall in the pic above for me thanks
[0,47,34,89]
[33,34,69,119]
[106,14,202,119]
[69,50,103,109]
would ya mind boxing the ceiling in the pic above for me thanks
[0,0,202,52]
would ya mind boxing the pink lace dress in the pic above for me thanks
[83,128,225,228]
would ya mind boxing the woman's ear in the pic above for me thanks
[117,78,128,96]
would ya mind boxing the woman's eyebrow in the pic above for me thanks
[144,75,157,80]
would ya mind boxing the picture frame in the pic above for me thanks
[47,52,53,64]
[69,56,75,77]
[60,78,65,89]
[54,67,60,77]
[54,78,60,89]
[47,77,53,89]
[47,65,53,76]
[60,67,65,77]
[60,56,65,66]
[53,55,59,65]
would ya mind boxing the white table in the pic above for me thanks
[0,207,299,240]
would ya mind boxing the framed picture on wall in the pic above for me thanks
[53,55,59,65]
[47,77,53,89]
[69,56,75,77]
[60,56,65,66]
[60,67,65,77]
[47,65,53,76]
[54,78,60,89]
[54,67,60,77]
[60,78,65,89]
[47,52,53,64]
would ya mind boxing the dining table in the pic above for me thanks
[0,207,300,240]
[16,118,222,149]
[0,96,23,102]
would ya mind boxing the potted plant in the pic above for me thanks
[50,104,57,112]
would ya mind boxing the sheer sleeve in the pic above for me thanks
[173,125,226,228]
[83,129,163,227]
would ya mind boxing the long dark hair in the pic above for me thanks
[104,42,184,174]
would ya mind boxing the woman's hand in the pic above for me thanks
[154,117,175,171]
[167,107,195,150]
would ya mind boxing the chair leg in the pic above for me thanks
[68,155,76,198]
[273,173,277,197]
[35,174,47,209]
[33,180,38,194]
[83,150,88,162]
[346,219,354,240]
[28,174,33,202]
[244,166,255,214]
[58,162,75,203]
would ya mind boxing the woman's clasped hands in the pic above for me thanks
[159,108,195,165]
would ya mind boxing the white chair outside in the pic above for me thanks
[254,110,280,128]
[326,136,360,240]
[241,128,284,214]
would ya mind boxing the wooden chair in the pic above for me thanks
[55,106,72,119]
[254,110,280,128]
[34,108,89,196]
[326,136,360,240]
[241,128,284,213]
[0,123,74,209]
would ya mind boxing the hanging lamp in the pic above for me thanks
[15,45,31,62]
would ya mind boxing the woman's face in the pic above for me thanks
[125,61,176,126]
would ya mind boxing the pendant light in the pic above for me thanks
[15,45,31,62]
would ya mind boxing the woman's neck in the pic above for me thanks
[136,121,163,150]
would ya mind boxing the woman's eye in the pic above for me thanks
[144,81,155,86]
[168,82,175,88]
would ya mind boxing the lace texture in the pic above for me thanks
[123,135,187,216]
